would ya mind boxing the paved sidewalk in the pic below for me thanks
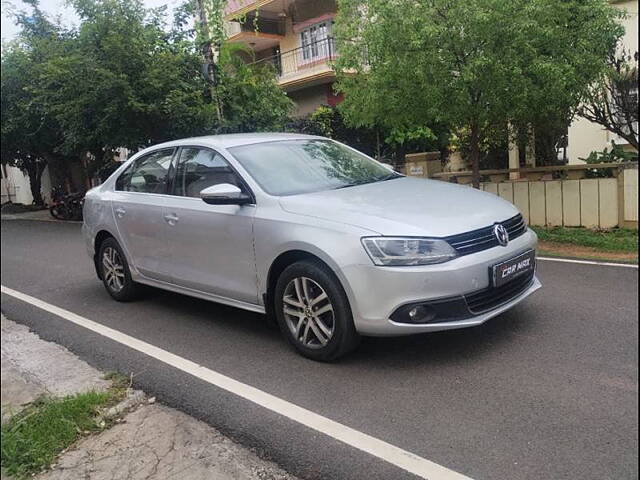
[0,209,59,222]
[1,315,298,480]
[1,315,109,422]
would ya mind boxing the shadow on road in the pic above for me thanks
[136,283,538,369]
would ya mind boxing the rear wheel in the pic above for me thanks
[98,238,139,301]
[274,260,360,361]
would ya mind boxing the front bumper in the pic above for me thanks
[341,228,541,336]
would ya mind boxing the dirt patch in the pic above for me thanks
[538,240,638,263]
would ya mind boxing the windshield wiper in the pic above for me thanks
[334,174,401,190]
[379,173,402,181]
[334,182,365,190]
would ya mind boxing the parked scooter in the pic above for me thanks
[49,186,84,221]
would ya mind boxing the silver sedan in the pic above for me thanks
[82,133,541,360]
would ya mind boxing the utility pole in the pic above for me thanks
[195,0,223,124]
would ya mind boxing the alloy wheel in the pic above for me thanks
[102,246,125,293]
[282,277,335,349]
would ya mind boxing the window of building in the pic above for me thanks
[300,20,334,62]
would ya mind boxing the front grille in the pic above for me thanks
[464,270,535,314]
[445,214,527,256]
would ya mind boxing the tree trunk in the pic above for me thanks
[394,143,406,171]
[195,0,223,124]
[46,154,69,190]
[25,161,46,206]
[470,122,481,189]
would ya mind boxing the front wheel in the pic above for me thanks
[98,238,139,301]
[274,260,360,361]
[49,204,68,220]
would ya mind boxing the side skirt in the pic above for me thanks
[133,276,266,315]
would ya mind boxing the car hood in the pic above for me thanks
[279,176,520,237]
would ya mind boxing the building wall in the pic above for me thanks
[227,0,338,116]
[0,165,52,205]
[287,84,332,117]
[566,0,639,164]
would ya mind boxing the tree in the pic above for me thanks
[193,0,225,122]
[579,49,639,151]
[335,0,624,187]
[2,0,292,201]
[0,1,68,205]
[216,44,293,133]
[288,105,449,165]
[34,0,214,161]
[34,0,291,162]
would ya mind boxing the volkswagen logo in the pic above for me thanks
[494,223,509,246]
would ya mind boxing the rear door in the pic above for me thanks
[111,148,176,282]
[162,146,258,304]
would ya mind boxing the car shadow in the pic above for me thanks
[137,283,539,369]
[141,285,280,336]
[346,308,537,367]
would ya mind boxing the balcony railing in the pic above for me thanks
[251,37,337,81]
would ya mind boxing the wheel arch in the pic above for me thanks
[93,229,116,280]
[264,249,352,321]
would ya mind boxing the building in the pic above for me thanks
[224,0,341,117]
[1,164,52,206]
[566,0,639,164]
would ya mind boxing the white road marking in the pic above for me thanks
[537,257,638,269]
[1,285,472,480]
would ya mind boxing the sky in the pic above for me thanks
[1,0,182,42]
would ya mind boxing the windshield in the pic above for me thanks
[228,139,399,196]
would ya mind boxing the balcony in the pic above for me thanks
[225,16,285,50]
[251,37,337,90]
[224,0,279,20]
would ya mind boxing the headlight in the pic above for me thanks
[361,237,457,266]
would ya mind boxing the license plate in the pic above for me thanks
[492,250,535,287]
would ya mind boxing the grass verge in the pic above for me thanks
[530,226,637,252]
[1,383,126,479]
[537,245,638,264]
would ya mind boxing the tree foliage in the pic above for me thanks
[1,1,68,204]
[288,105,449,164]
[1,0,292,200]
[335,0,624,186]
[217,45,294,133]
[579,48,639,151]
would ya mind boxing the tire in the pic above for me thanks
[98,237,139,301]
[49,204,67,220]
[274,260,360,361]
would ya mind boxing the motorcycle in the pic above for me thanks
[49,186,84,221]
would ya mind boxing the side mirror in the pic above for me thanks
[200,184,252,205]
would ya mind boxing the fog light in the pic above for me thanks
[403,305,436,324]
[390,296,472,324]
[409,306,426,320]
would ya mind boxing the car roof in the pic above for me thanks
[147,133,326,151]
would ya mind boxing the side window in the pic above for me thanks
[173,148,242,198]
[115,149,174,193]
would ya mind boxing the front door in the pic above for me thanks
[163,147,258,304]
[111,148,175,282]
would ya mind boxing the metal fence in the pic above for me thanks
[252,37,337,79]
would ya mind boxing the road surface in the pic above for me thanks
[1,219,637,479]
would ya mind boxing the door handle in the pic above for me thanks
[114,207,126,218]
[163,213,179,225]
